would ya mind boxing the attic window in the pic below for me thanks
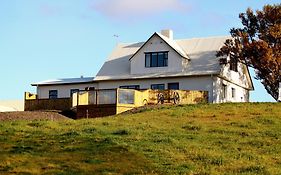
[230,59,238,72]
[145,51,168,68]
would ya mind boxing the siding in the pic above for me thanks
[214,77,249,103]
[221,62,252,90]
[130,35,183,75]
[37,83,98,99]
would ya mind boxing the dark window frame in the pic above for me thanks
[222,84,227,99]
[49,90,58,99]
[230,60,238,72]
[119,85,140,90]
[231,87,236,98]
[145,51,168,68]
[151,84,165,90]
[168,82,179,90]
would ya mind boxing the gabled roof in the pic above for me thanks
[95,36,230,81]
[129,32,189,61]
[32,77,95,86]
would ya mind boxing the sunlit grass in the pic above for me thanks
[0,103,280,174]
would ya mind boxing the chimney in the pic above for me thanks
[161,29,173,40]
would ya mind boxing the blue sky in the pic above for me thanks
[0,0,278,101]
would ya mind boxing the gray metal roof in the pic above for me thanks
[95,36,230,81]
[32,77,95,86]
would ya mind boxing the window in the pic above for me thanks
[151,84,165,90]
[119,85,140,90]
[231,88,236,98]
[70,89,79,96]
[145,52,168,67]
[168,83,179,90]
[230,59,238,72]
[222,84,227,99]
[49,90,58,99]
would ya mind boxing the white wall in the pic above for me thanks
[37,83,98,99]
[214,77,249,103]
[36,76,250,103]
[130,35,183,75]
[98,76,215,102]
[221,61,252,90]
[278,83,281,102]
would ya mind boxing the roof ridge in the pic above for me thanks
[175,35,230,41]
[116,35,230,45]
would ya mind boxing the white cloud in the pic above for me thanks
[90,0,192,21]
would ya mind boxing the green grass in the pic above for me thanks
[0,103,281,174]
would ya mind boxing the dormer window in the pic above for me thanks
[145,51,168,68]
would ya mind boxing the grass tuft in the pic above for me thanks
[112,129,130,135]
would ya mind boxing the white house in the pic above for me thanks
[31,77,97,99]
[31,30,254,103]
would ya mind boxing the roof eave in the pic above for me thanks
[129,32,157,61]
[94,72,220,82]
[31,81,95,87]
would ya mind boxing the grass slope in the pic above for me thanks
[0,103,281,174]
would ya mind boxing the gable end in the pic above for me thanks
[129,32,189,61]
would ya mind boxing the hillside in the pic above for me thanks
[0,103,281,174]
[0,111,69,121]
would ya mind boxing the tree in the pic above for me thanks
[217,4,281,101]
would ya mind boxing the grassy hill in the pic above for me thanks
[0,103,281,174]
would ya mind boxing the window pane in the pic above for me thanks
[158,53,164,67]
[158,84,165,90]
[145,52,168,68]
[164,52,168,66]
[151,53,158,67]
[145,53,150,67]
[97,90,116,104]
[49,90,58,99]
[120,85,140,90]
[222,84,227,99]
[231,88,236,98]
[130,85,140,89]
[230,60,238,72]
[151,84,165,90]
[118,89,135,104]
[151,84,157,90]
[168,83,179,90]
[88,91,97,105]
